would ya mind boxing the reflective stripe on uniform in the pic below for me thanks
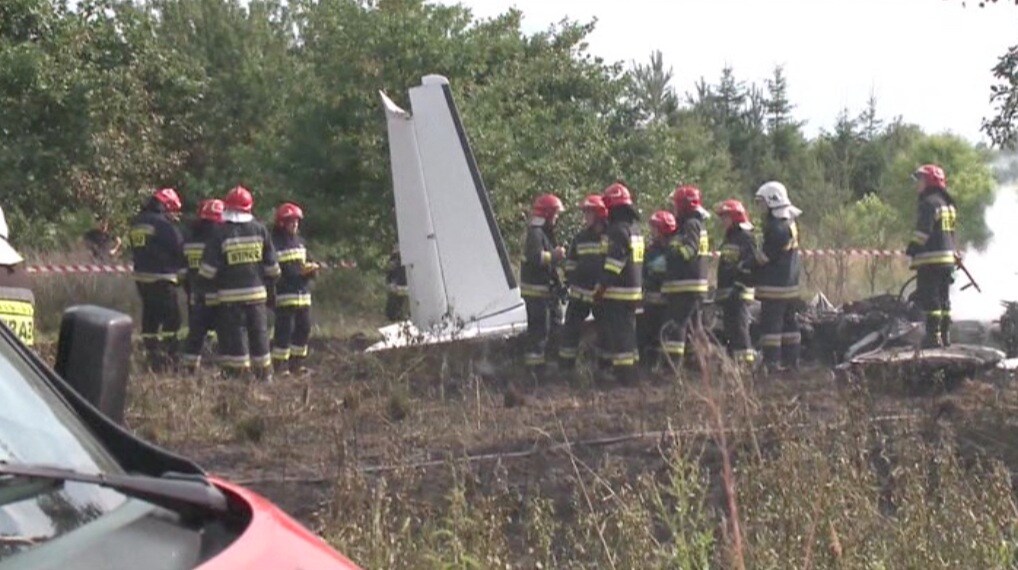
[734,349,756,363]
[521,283,551,298]
[782,332,802,345]
[264,263,282,278]
[277,293,312,307]
[760,334,782,347]
[217,286,268,304]
[291,345,309,357]
[272,347,291,361]
[568,286,596,302]
[756,285,799,300]
[909,250,954,268]
[604,257,626,274]
[198,263,218,279]
[576,242,604,255]
[277,248,306,263]
[603,287,642,301]
[558,347,578,359]
[524,352,546,366]
[661,279,709,294]
[662,341,685,356]
[219,354,251,369]
[0,298,34,346]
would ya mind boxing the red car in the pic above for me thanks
[0,305,360,569]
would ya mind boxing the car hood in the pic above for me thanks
[197,477,360,570]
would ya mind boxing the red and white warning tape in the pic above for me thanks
[23,250,905,274]
[25,260,359,275]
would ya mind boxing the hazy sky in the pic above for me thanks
[437,0,1018,143]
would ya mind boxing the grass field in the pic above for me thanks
[117,335,1018,569]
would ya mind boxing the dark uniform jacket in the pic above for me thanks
[663,211,710,295]
[754,215,800,300]
[272,230,313,308]
[520,223,558,299]
[129,204,184,284]
[906,188,957,269]
[598,218,643,302]
[198,219,280,304]
[564,225,605,302]
[386,251,408,296]
[182,221,220,305]
[642,240,669,306]
[0,264,34,347]
[716,226,758,302]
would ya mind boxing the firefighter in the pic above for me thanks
[0,205,35,348]
[906,164,957,348]
[198,186,280,381]
[638,210,676,367]
[715,199,759,366]
[662,185,710,366]
[129,187,185,372]
[180,199,225,372]
[593,183,643,383]
[270,202,320,375]
[385,247,409,322]
[753,181,802,371]
[520,193,566,372]
[559,195,608,370]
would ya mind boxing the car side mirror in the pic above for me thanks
[55,305,132,424]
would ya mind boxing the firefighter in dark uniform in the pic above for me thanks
[638,210,676,367]
[593,183,643,383]
[198,186,280,381]
[714,199,759,365]
[180,199,224,372]
[385,247,409,321]
[752,181,802,371]
[520,193,566,372]
[906,164,957,348]
[559,195,608,370]
[129,188,185,372]
[0,206,35,348]
[662,185,710,365]
[270,202,320,375]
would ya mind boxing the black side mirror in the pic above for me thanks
[55,305,132,424]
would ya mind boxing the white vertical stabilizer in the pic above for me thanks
[371,75,526,350]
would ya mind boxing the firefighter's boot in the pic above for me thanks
[274,359,291,376]
[922,314,942,349]
[290,356,309,376]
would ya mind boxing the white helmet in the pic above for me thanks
[755,181,802,219]
[0,206,23,266]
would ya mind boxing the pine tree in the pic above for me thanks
[630,50,679,125]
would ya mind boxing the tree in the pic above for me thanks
[985,44,1018,148]
[629,50,678,125]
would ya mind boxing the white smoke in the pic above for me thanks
[950,177,1018,321]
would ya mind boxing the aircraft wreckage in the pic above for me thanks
[370,75,1015,378]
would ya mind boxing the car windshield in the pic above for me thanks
[0,335,127,557]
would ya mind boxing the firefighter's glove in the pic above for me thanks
[592,284,606,302]
[905,243,918,258]
[552,246,566,263]
[301,261,321,277]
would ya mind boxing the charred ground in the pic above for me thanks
[116,335,1018,568]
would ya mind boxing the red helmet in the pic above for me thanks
[224,185,254,213]
[153,187,182,213]
[672,184,702,215]
[531,194,564,218]
[198,199,225,223]
[580,194,608,220]
[649,210,677,236]
[714,199,749,224]
[275,202,304,224]
[912,164,947,189]
[602,182,633,208]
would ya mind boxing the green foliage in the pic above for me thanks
[0,0,1000,261]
